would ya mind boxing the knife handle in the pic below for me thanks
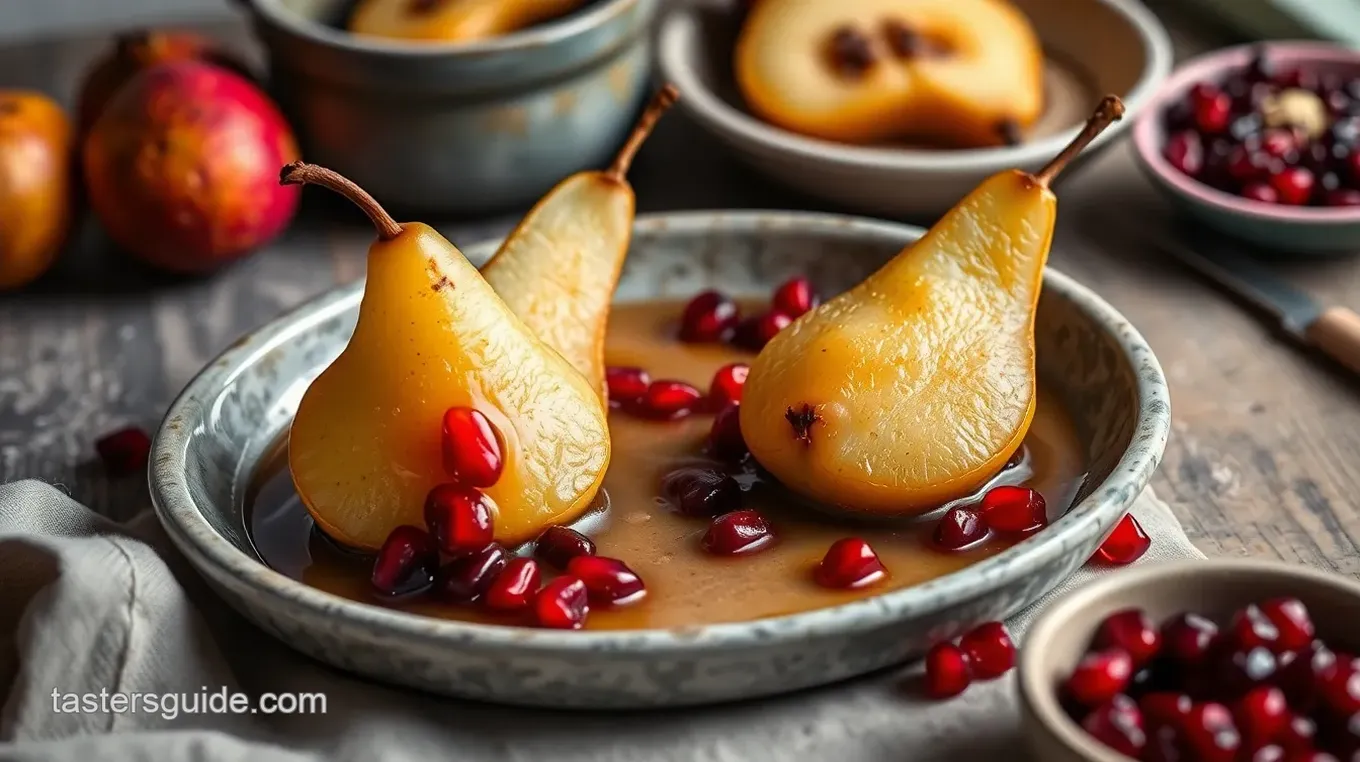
[1305,307,1360,376]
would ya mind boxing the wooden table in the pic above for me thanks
[2,5,1356,573]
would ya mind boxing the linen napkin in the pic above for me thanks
[0,478,1202,762]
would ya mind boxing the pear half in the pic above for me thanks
[739,97,1123,516]
[282,163,611,550]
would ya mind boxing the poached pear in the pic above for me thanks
[739,96,1124,516]
[281,162,611,550]
[482,84,678,399]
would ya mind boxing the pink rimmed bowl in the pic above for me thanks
[1132,42,1360,257]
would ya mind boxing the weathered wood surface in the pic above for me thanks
[3,5,1359,571]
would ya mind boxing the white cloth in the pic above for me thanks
[0,479,1203,761]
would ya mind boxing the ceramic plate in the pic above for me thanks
[148,211,1170,708]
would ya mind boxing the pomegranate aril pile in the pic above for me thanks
[923,621,1016,699]
[95,425,153,477]
[1061,598,1360,761]
[928,486,1050,552]
[1161,49,1360,207]
[674,276,815,352]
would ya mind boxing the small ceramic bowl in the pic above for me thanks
[237,0,657,214]
[1018,558,1360,762]
[1132,42,1360,256]
[656,0,1172,221]
[149,211,1170,708]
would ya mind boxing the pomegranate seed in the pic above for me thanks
[1066,648,1134,707]
[1270,166,1315,205]
[1091,514,1151,565]
[1094,608,1162,667]
[980,486,1047,534]
[534,575,589,629]
[933,506,989,550]
[1249,745,1285,762]
[958,621,1015,679]
[708,363,750,408]
[660,466,742,517]
[1162,612,1219,664]
[734,311,792,351]
[1227,145,1268,184]
[1261,128,1297,158]
[605,366,651,403]
[440,406,503,488]
[1279,714,1316,755]
[1276,640,1335,710]
[1192,83,1233,134]
[703,510,774,555]
[1227,604,1281,651]
[771,275,819,317]
[371,525,439,597]
[707,404,749,462]
[1290,753,1338,762]
[1215,646,1278,697]
[95,426,152,476]
[679,290,739,343]
[483,557,541,611]
[814,538,887,589]
[1181,702,1240,762]
[434,543,508,602]
[1233,686,1289,750]
[1165,130,1204,176]
[924,642,972,699]
[534,526,596,569]
[637,379,704,420]
[1326,188,1360,206]
[1081,694,1146,758]
[1242,183,1280,203]
[1320,658,1360,715]
[566,555,646,605]
[1141,692,1193,731]
[423,484,495,556]
[1259,598,1313,651]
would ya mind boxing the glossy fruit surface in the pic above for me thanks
[1066,648,1134,707]
[958,621,1014,679]
[708,404,750,462]
[371,525,439,598]
[0,91,71,291]
[772,276,819,317]
[423,484,496,556]
[483,557,542,611]
[980,485,1046,533]
[84,61,299,272]
[434,543,509,602]
[814,538,886,589]
[702,510,774,555]
[709,363,750,408]
[933,507,989,550]
[1091,514,1151,565]
[637,380,704,420]
[1094,608,1162,667]
[924,642,972,699]
[1081,694,1146,758]
[605,366,650,404]
[285,164,611,550]
[678,290,739,343]
[660,466,742,517]
[567,555,646,605]
[440,407,504,488]
[534,575,589,629]
[534,525,595,569]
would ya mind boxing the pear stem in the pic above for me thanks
[279,161,403,241]
[604,83,680,181]
[1032,95,1125,188]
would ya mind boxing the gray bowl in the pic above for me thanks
[148,211,1170,708]
[238,0,657,214]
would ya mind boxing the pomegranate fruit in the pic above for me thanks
[660,466,742,517]
[958,621,1014,680]
[980,486,1047,534]
[707,404,750,463]
[1259,597,1314,651]
[679,290,739,343]
[702,510,774,555]
[83,61,299,272]
[933,506,989,551]
[734,311,792,351]
[433,543,508,603]
[605,366,651,404]
[1082,694,1146,758]
[814,538,886,589]
[924,642,971,699]
[371,525,439,597]
[636,380,704,420]
[95,426,152,476]
[1162,612,1219,664]
[771,275,818,317]
[440,406,503,488]
[483,557,541,612]
[1094,608,1162,667]
[534,575,590,629]
[534,525,596,569]
[708,363,749,408]
[1180,702,1240,762]
[1233,686,1288,750]
[423,484,495,556]
[1066,648,1134,707]
[1091,513,1151,565]
[566,555,646,605]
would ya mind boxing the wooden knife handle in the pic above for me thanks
[1305,307,1360,376]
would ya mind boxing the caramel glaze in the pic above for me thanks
[249,299,1088,630]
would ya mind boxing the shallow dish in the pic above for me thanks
[1017,558,1360,762]
[1132,42,1360,256]
[656,0,1172,220]
[149,211,1169,708]
[239,0,656,214]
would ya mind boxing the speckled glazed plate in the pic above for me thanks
[148,211,1170,709]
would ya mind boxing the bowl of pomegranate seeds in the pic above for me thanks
[1132,42,1360,256]
[1018,558,1360,761]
